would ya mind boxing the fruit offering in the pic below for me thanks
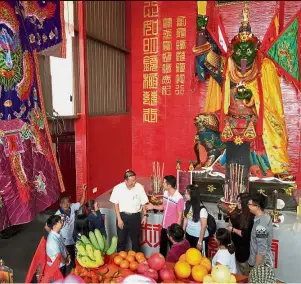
[174,248,212,282]
[76,229,117,268]
[174,255,237,284]
[113,250,146,272]
[209,265,237,284]
[134,252,176,283]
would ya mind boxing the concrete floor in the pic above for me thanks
[0,213,52,283]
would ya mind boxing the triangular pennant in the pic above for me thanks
[261,8,279,54]
[221,121,233,140]
[207,13,229,55]
[215,13,229,54]
[244,120,256,140]
[267,10,301,90]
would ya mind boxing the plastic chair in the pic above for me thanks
[41,254,63,283]
[25,237,47,283]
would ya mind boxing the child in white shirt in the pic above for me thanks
[212,228,237,274]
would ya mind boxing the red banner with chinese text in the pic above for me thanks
[131,1,204,177]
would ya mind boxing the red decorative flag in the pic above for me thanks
[261,8,279,54]
[267,10,301,91]
[207,13,229,55]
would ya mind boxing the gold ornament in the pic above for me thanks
[207,185,216,193]
[257,189,267,197]
[189,161,195,171]
[283,184,297,196]
[234,136,244,145]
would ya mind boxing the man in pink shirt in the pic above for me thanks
[147,175,184,257]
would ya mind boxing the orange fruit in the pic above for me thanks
[174,261,191,279]
[200,256,212,272]
[113,255,123,265]
[135,252,145,260]
[192,265,208,282]
[137,257,147,264]
[185,248,202,266]
[120,259,130,269]
[126,255,135,263]
[179,253,186,262]
[129,261,139,271]
[119,251,128,259]
[128,250,136,257]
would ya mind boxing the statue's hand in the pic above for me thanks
[244,89,253,100]
[197,15,209,31]
[235,88,252,100]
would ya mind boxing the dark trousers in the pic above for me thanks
[185,232,209,257]
[60,265,72,277]
[159,228,173,257]
[66,245,76,268]
[117,212,141,252]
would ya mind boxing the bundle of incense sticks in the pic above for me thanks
[228,163,246,202]
[151,161,164,195]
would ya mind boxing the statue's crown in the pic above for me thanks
[230,4,260,46]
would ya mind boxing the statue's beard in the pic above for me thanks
[235,58,254,75]
[240,59,247,75]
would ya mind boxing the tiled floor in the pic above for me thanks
[0,214,51,283]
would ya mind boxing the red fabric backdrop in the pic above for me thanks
[130,1,301,186]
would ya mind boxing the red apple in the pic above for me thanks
[143,268,158,282]
[137,262,150,274]
[148,252,166,271]
[159,268,176,282]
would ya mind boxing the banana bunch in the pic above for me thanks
[76,229,118,269]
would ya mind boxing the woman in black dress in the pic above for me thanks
[226,193,254,275]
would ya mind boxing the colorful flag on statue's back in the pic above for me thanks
[267,10,301,90]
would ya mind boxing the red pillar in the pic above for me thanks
[278,1,285,33]
[75,1,89,201]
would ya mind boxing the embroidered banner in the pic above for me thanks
[0,1,65,232]
[20,1,66,57]
[267,10,301,90]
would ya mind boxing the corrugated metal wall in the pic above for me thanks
[73,1,127,116]
[38,55,53,114]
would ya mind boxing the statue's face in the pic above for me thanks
[197,15,208,31]
[232,41,257,69]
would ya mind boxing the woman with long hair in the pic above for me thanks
[183,184,209,256]
[73,214,91,256]
[226,193,254,275]
[73,214,90,241]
